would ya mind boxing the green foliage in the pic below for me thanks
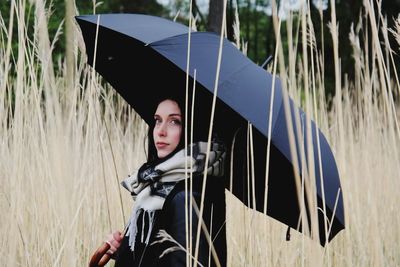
[232,0,400,97]
[107,0,167,15]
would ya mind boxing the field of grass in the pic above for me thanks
[1,0,399,266]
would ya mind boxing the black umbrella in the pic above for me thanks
[76,13,345,245]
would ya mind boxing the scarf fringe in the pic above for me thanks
[127,209,156,251]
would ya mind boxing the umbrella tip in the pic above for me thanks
[286,226,291,241]
[261,55,273,70]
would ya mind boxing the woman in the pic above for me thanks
[90,98,227,267]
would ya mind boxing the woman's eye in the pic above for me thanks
[170,119,181,125]
[154,118,161,124]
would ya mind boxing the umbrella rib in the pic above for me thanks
[217,61,253,87]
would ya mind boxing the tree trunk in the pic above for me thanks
[208,0,224,34]
[226,0,234,41]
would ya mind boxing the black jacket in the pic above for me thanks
[115,176,227,267]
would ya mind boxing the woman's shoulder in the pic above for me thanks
[162,180,199,212]
[167,175,224,198]
[162,176,225,214]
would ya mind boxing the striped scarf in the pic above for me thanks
[121,141,225,251]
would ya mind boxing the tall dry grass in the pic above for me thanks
[1,0,399,266]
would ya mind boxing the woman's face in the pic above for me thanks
[153,99,183,159]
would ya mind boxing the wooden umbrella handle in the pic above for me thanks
[88,242,112,267]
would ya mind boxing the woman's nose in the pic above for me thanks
[157,123,167,136]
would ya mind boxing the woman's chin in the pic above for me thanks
[157,150,170,159]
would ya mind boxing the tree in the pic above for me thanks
[108,0,167,16]
[208,0,224,34]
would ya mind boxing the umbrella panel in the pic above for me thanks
[231,125,343,245]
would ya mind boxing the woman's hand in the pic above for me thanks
[105,230,123,256]
[89,231,123,267]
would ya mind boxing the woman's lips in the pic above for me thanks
[156,142,168,149]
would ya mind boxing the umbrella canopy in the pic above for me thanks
[76,13,345,245]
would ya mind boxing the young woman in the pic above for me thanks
[90,98,227,267]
